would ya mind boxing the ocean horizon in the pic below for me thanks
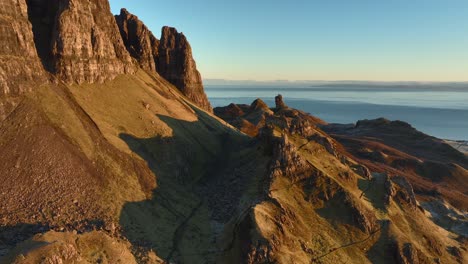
[206,85,468,141]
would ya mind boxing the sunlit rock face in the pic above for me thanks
[157,26,212,112]
[115,9,212,112]
[26,0,135,84]
[115,8,159,73]
[0,0,47,97]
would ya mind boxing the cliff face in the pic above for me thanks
[45,0,135,83]
[158,26,212,112]
[0,0,47,96]
[1,1,211,115]
[2,1,466,263]
[115,8,159,72]
[2,0,136,90]
[115,9,212,112]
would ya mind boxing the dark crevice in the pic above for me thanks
[25,0,60,73]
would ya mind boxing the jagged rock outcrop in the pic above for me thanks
[0,0,47,96]
[115,8,159,72]
[384,174,396,206]
[215,96,328,138]
[158,26,212,112]
[114,9,212,112]
[266,133,311,180]
[214,99,272,137]
[392,175,418,208]
[213,103,245,120]
[0,0,48,121]
[2,0,138,93]
[395,242,432,264]
[249,98,270,112]
[274,94,287,110]
[2,1,467,262]
[26,0,134,84]
[353,164,373,180]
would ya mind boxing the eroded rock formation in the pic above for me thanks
[3,0,135,86]
[214,95,327,137]
[1,1,467,263]
[115,9,212,112]
[274,94,287,110]
[46,0,135,83]
[158,26,212,112]
[1,1,212,116]
[115,8,159,72]
[0,0,47,96]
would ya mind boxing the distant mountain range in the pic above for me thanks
[204,79,468,88]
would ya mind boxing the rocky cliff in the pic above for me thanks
[1,1,211,116]
[115,8,212,112]
[0,0,47,96]
[157,26,212,112]
[46,0,134,83]
[1,1,467,263]
[115,8,159,72]
[0,0,48,120]
[2,0,136,89]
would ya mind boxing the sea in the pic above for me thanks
[205,85,468,140]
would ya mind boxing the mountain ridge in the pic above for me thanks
[0,0,467,263]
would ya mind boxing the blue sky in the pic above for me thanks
[109,0,468,81]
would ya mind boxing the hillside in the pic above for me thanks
[0,0,467,263]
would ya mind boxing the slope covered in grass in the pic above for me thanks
[0,70,466,263]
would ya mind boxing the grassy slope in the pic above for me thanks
[6,231,139,264]
[65,70,270,262]
[224,124,465,264]
[1,70,258,262]
[1,69,466,263]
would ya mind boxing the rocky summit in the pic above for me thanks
[157,26,212,112]
[0,0,467,264]
[115,8,159,73]
[115,9,212,112]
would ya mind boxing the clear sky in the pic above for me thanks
[109,0,468,82]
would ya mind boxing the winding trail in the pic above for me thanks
[166,200,203,262]
[311,226,382,263]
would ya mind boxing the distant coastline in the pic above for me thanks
[206,85,468,141]
[204,79,468,89]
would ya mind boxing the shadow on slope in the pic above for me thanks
[118,107,263,263]
[0,223,50,262]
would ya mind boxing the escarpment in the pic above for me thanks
[1,1,212,117]
[2,0,136,91]
[0,0,48,120]
[40,0,134,83]
[0,0,47,96]
[115,9,213,112]
[157,26,212,112]
[1,0,467,263]
[115,8,159,72]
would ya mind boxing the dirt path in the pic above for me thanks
[166,200,203,262]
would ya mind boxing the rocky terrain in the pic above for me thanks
[115,8,212,112]
[446,140,468,156]
[214,96,468,263]
[27,0,135,83]
[0,0,48,121]
[0,0,467,263]
[115,8,159,73]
